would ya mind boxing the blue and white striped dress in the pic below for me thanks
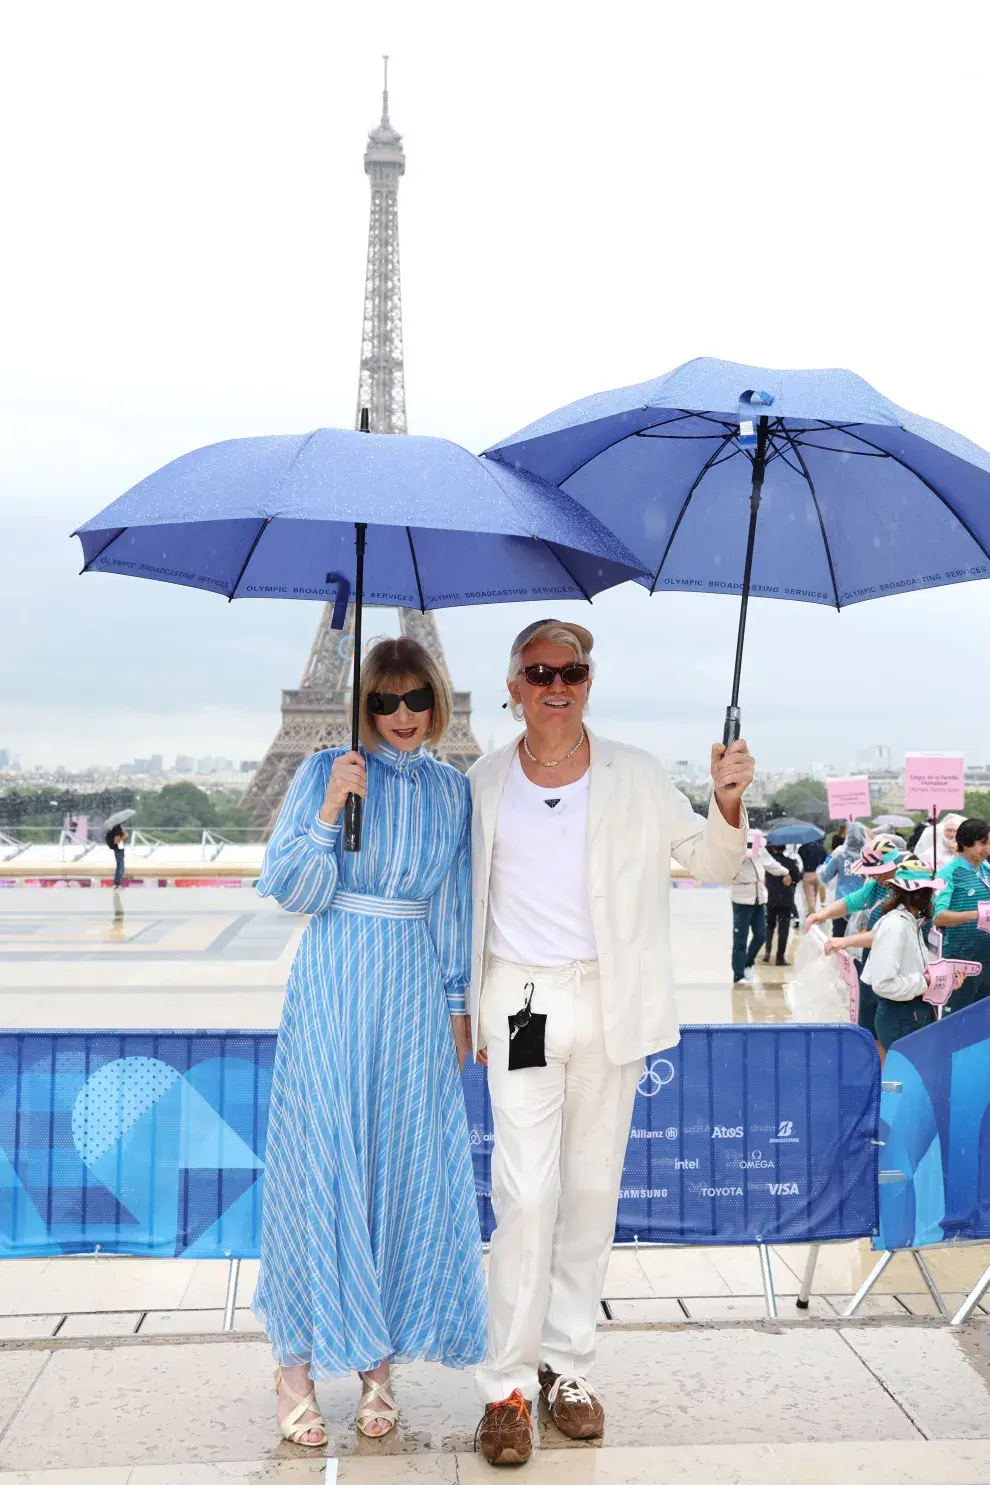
[252,742,487,1379]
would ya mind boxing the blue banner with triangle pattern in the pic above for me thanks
[0,1033,273,1258]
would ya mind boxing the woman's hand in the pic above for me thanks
[320,751,366,825]
[806,912,824,930]
[451,1014,473,1072]
[953,965,970,990]
[823,938,839,956]
[783,874,792,887]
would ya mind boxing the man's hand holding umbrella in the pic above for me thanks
[711,738,755,826]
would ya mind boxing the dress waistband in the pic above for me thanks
[333,891,430,920]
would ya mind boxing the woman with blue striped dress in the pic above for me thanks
[253,635,487,1446]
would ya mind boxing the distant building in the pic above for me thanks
[196,757,215,774]
[239,760,259,773]
[175,755,195,773]
[149,754,164,774]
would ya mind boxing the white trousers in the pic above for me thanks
[475,957,643,1404]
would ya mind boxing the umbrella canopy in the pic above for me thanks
[765,818,825,846]
[102,809,136,831]
[485,357,990,750]
[74,427,643,611]
[873,813,915,830]
[74,425,646,850]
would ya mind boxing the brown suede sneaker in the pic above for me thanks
[538,1365,605,1440]
[476,1389,533,1466]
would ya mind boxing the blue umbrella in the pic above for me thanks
[765,820,825,846]
[485,357,990,757]
[73,420,645,848]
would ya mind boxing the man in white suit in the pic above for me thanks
[470,619,753,1467]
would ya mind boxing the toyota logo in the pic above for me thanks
[638,1058,675,1097]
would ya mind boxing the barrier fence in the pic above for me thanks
[807,998,990,1325]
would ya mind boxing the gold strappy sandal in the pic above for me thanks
[356,1367,398,1438]
[274,1366,328,1448]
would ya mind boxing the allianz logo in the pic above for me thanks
[711,1125,744,1138]
[768,1182,800,1196]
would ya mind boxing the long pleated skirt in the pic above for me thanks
[252,908,487,1378]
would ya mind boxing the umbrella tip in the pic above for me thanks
[359,407,370,433]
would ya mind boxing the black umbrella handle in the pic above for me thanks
[723,705,741,748]
[344,793,363,853]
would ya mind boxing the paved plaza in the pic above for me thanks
[2,886,990,1480]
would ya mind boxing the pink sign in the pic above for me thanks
[904,753,965,812]
[923,958,983,1007]
[979,901,990,934]
[746,831,766,859]
[826,776,873,821]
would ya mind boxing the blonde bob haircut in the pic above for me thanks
[358,635,452,752]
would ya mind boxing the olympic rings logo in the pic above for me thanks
[638,1058,675,1097]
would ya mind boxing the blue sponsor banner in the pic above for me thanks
[0,1033,273,1258]
[0,1024,879,1259]
[877,1000,990,1251]
[465,1025,880,1245]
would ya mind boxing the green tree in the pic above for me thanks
[770,778,827,815]
[137,783,218,832]
[964,790,990,822]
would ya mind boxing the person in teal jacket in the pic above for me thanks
[932,818,990,1012]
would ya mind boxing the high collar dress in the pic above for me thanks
[251,743,487,1378]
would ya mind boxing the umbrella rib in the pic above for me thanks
[532,409,735,487]
[405,528,427,612]
[820,422,990,564]
[227,517,273,602]
[543,542,593,604]
[648,434,737,595]
[780,430,842,612]
[78,528,126,573]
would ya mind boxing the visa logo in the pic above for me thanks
[768,1182,799,1196]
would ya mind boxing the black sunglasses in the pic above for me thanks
[521,663,591,687]
[367,685,435,716]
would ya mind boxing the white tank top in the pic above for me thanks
[487,751,598,967]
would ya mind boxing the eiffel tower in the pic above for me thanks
[243,60,482,835]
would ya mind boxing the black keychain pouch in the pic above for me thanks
[508,981,547,1070]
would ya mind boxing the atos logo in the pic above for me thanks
[638,1058,675,1097]
[768,1182,800,1196]
[712,1125,744,1139]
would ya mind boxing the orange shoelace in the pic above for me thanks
[491,1389,531,1422]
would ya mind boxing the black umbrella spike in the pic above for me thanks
[344,407,372,852]
[722,413,770,776]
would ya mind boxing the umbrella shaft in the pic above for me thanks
[345,522,368,853]
[723,415,769,751]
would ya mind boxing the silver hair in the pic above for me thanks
[505,625,595,722]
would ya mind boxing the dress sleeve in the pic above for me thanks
[820,855,839,884]
[256,752,342,915]
[427,779,472,1015]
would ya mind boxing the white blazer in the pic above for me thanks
[467,731,748,1066]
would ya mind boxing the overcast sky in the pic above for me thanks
[2,1,989,772]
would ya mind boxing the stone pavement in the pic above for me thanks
[4,887,990,1480]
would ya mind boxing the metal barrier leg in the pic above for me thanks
[223,1258,241,1333]
[913,1250,948,1319]
[843,1251,894,1317]
[758,1243,778,1318]
[796,1243,820,1310]
[951,1263,990,1327]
